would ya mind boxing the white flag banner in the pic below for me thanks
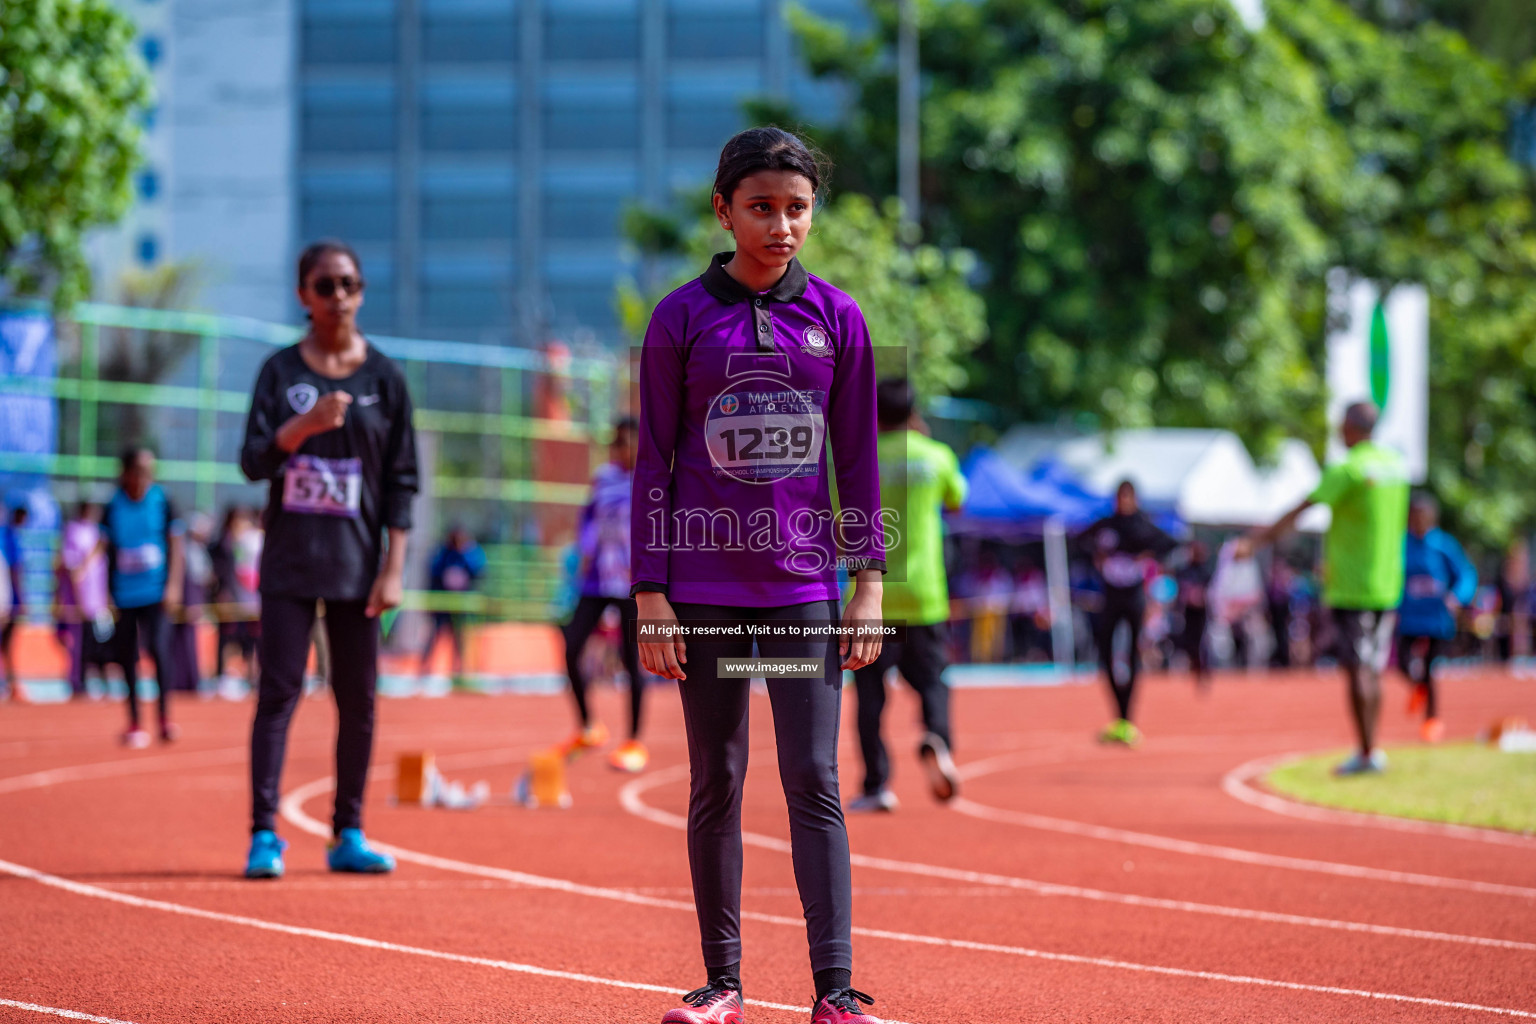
[1325,271,1428,483]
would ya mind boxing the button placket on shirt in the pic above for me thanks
[752,296,775,352]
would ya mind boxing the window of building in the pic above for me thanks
[420,256,515,329]
[544,7,639,61]
[137,169,160,201]
[421,168,517,240]
[302,81,396,153]
[666,99,744,150]
[141,36,163,67]
[137,234,159,265]
[422,0,516,62]
[301,0,397,64]
[543,193,624,241]
[665,74,756,150]
[666,5,762,60]
[302,169,397,242]
[545,283,618,335]
[422,77,517,151]
[544,80,640,151]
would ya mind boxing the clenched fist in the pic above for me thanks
[306,390,352,432]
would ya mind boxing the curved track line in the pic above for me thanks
[278,771,1536,1018]
[0,858,807,1016]
[619,765,1536,952]
[0,746,827,1019]
[947,758,1536,898]
[0,998,140,1023]
[1222,752,1536,848]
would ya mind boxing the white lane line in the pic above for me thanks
[0,748,248,795]
[0,998,140,1024]
[1222,752,1536,848]
[949,755,1536,899]
[0,858,811,1018]
[619,765,1536,952]
[277,774,1536,1017]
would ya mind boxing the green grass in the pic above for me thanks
[1265,743,1536,834]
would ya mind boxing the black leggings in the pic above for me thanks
[563,595,643,738]
[1097,597,1145,720]
[670,599,852,977]
[1181,608,1209,680]
[1397,634,1443,719]
[852,622,952,796]
[114,603,173,729]
[250,596,378,835]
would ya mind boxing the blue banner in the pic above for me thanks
[0,310,57,463]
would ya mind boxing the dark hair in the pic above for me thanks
[1410,491,1439,514]
[297,239,363,290]
[713,127,827,204]
[613,416,639,436]
[877,377,916,430]
[1116,479,1137,497]
[120,445,153,472]
[9,504,27,524]
[1343,401,1379,436]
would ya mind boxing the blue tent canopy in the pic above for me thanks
[952,448,1182,537]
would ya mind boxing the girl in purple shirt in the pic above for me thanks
[632,128,886,1024]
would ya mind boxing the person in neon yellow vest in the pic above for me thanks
[1242,402,1408,775]
[848,378,966,812]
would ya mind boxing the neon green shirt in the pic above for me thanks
[878,430,967,625]
[1308,440,1409,611]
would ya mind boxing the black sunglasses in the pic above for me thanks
[311,275,365,298]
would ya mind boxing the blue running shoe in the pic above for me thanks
[245,830,288,879]
[326,828,396,873]
[1333,749,1387,776]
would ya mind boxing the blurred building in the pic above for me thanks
[90,0,864,345]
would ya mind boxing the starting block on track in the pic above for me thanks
[396,751,435,805]
[514,747,571,809]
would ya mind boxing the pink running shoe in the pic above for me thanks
[661,983,743,1024]
[812,989,879,1024]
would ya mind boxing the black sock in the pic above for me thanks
[814,967,851,999]
[707,961,741,992]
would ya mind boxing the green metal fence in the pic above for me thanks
[0,302,627,622]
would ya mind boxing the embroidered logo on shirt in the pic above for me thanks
[287,383,319,414]
[801,325,832,356]
[357,394,381,406]
[719,394,740,415]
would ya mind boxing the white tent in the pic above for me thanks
[994,426,1329,530]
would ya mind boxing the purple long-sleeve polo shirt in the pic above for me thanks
[630,253,886,607]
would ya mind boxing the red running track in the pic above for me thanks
[2,668,1534,1023]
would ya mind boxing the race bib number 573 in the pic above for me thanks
[705,382,826,484]
[283,455,363,517]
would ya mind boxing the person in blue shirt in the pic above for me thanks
[98,447,185,747]
[1397,493,1477,743]
[418,526,486,681]
[1,504,28,701]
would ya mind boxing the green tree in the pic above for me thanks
[795,0,1536,546]
[1269,0,1536,547]
[0,0,150,306]
[1343,0,1536,71]
[618,192,987,399]
[793,0,1351,456]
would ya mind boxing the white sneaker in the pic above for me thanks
[847,789,899,813]
[918,733,960,802]
[121,728,151,749]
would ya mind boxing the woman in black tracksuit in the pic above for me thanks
[1077,480,1178,744]
[239,240,418,879]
